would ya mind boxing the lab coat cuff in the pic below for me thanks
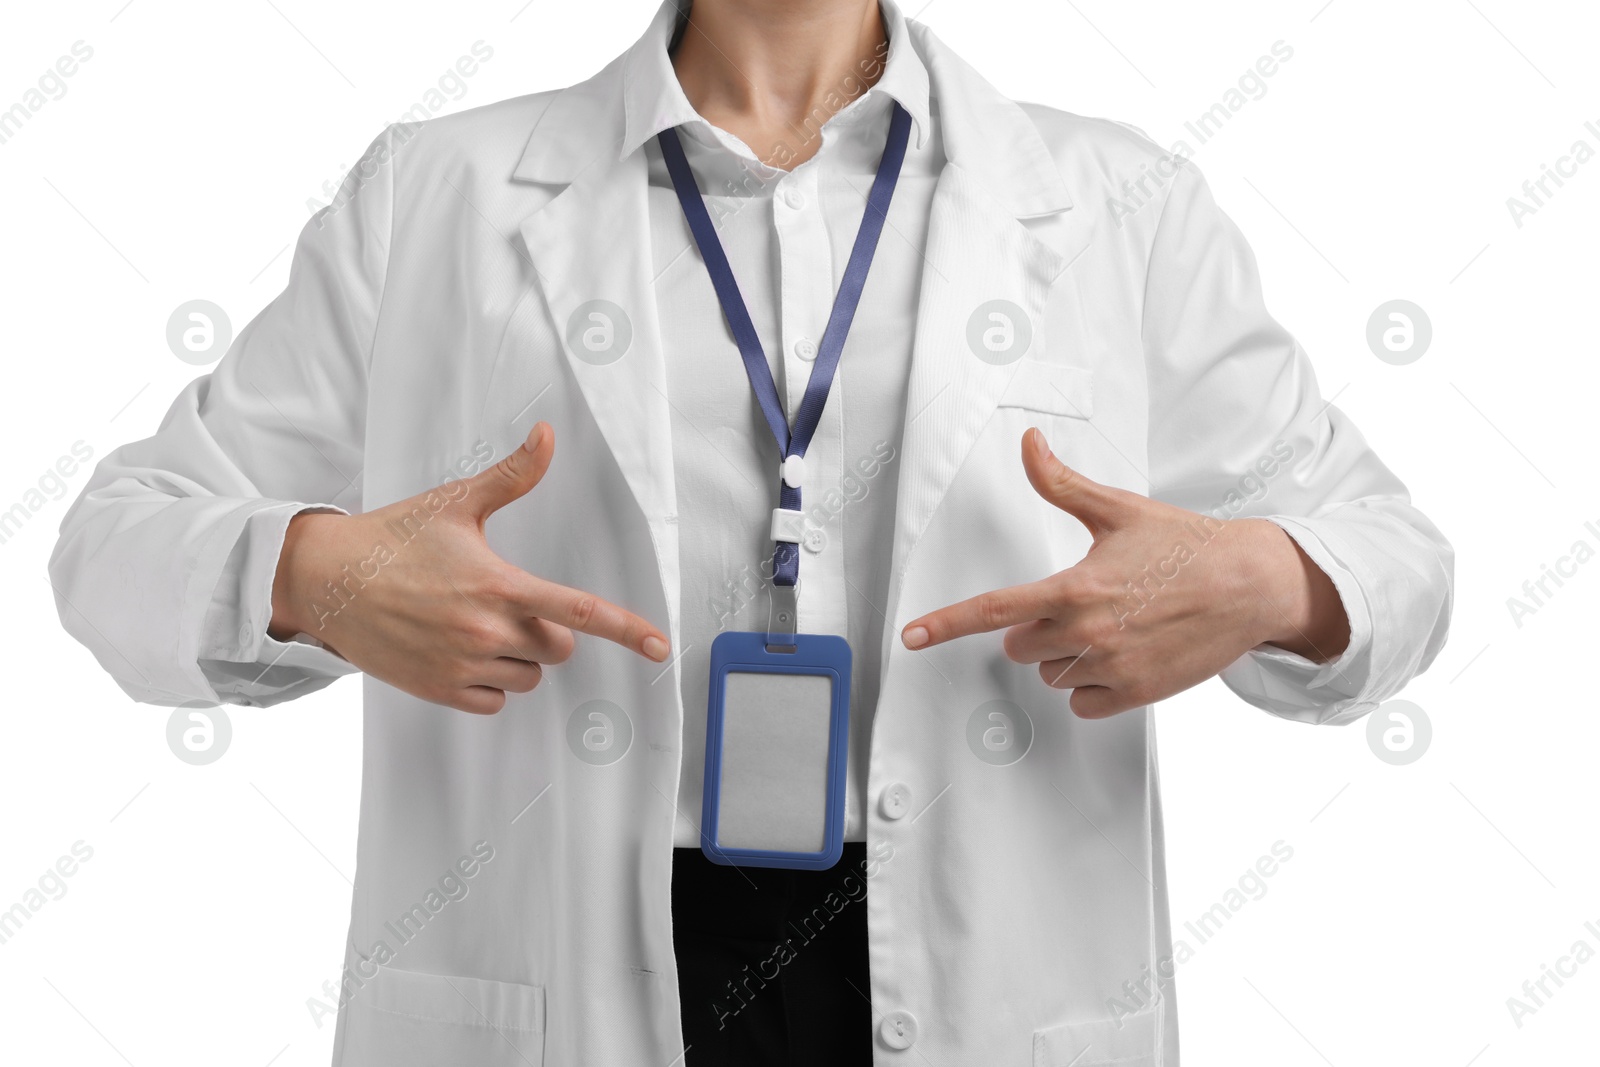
[244,502,350,654]
[196,501,356,703]
[1219,516,1377,725]
[1260,515,1372,683]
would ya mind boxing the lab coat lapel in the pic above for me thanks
[890,167,1064,569]
[514,93,680,632]
[884,26,1091,629]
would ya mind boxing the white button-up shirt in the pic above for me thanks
[624,4,943,845]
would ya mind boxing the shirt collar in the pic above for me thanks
[618,0,933,165]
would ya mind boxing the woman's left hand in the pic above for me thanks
[900,428,1350,718]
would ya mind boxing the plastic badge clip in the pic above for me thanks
[766,581,799,654]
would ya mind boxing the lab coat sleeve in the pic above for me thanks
[1140,161,1453,726]
[48,126,400,708]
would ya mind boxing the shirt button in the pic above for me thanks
[802,528,827,554]
[794,337,817,361]
[238,623,253,647]
[879,1010,918,1050]
[783,187,805,210]
[879,783,912,821]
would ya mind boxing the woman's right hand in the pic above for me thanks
[268,422,669,713]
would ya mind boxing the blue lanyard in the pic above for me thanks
[657,101,912,589]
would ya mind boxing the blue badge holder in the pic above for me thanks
[663,105,900,874]
[700,628,852,871]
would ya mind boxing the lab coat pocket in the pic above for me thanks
[996,360,1095,420]
[1032,1002,1162,1067]
[343,966,545,1066]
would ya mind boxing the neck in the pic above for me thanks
[671,0,888,168]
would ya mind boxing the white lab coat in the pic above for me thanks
[50,6,1452,1064]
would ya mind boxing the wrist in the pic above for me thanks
[1235,518,1349,663]
[269,510,340,640]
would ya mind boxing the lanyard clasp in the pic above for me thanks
[766,581,799,653]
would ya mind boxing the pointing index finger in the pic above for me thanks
[901,581,1055,650]
[525,576,670,662]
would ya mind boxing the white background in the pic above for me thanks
[2,1,1596,1064]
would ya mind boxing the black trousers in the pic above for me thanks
[672,843,873,1066]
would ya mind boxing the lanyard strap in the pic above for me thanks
[658,101,912,589]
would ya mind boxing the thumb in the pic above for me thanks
[1021,427,1126,536]
[465,422,556,522]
